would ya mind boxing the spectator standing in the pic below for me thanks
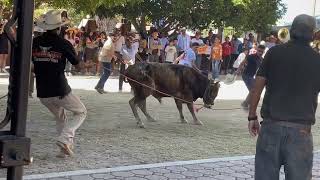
[84,31,99,75]
[191,31,204,68]
[221,36,232,74]
[248,33,255,49]
[203,30,216,46]
[59,10,70,39]
[0,22,9,73]
[148,30,161,62]
[199,39,211,76]
[249,15,320,180]
[177,28,191,55]
[136,35,148,62]
[210,37,223,80]
[238,38,249,53]
[231,35,242,69]
[160,32,169,62]
[64,28,77,76]
[164,39,177,63]
[75,26,86,74]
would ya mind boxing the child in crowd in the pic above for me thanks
[164,39,177,63]
[210,37,222,80]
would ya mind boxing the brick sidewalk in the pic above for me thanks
[19,153,320,180]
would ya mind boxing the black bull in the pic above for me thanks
[124,63,220,128]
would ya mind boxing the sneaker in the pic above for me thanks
[95,87,106,94]
[56,141,74,157]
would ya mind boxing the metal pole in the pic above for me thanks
[313,0,317,16]
[7,0,34,179]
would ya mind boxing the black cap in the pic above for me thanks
[290,14,316,42]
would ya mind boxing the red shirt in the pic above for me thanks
[222,41,232,57]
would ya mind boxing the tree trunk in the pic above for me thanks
[218,27,223,41]
[257,32,262,43]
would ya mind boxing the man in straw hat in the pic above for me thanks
[248,14,320,179]
[32,10,87,157]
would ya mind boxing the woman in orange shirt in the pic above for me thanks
[211,37,223,80]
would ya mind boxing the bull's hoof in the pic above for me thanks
[137,122,145,128]
[193,121,203,126]
[147,117,156,122]
[180,119,188,124]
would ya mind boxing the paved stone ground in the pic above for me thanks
[11,153,320,180]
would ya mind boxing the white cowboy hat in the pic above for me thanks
[34,26,45,33]
[224,73,237,85]
[37,10,69,30]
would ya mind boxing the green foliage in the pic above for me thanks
[1,0,287,35]
[233,0,287,33]
[95,0,286,35]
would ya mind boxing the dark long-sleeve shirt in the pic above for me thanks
[32,32,79,98]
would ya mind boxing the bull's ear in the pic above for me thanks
[215,81,220,84]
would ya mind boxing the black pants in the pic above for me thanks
[119,63,126,91]
[221,55,231,74]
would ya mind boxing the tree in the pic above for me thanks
[96,0,236,35]
[96,0,286,37]
[235,0,287,39]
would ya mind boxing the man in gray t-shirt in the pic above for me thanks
[248,14,320,180]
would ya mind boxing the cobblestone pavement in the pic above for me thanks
[15,152,320,180]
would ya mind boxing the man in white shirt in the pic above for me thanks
[95,35,116,94]
[119,37,136,91]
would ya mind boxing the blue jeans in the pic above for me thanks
[212,60,221,79]
[255,121,313,180]
[96,62,111,89]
